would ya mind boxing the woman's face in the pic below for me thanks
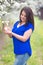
[20,10,27,22]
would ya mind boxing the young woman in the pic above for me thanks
[4,6,34,65]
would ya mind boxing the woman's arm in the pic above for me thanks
[4,27,32,42]
[11,29,32,42]
[8,34,12,38]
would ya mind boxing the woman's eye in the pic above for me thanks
[21,14,23,16]
[21,14,26,17]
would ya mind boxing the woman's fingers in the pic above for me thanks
[3,27,12,35]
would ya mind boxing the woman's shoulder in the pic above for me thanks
[26,22,33,27]
[26,22,34,31]
[13,20,19,26]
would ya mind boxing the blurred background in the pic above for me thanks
[0,0,43,65]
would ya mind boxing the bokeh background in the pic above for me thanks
[0,0,43,65]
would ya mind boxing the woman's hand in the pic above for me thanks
[4,27,12,38]
[4,27,12,34]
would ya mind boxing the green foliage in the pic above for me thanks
[0,19,2,33]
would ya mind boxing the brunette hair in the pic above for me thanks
[20,6,34,26]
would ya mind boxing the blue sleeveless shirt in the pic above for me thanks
[12,21,34,56]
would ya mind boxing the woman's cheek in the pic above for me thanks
[21,16,26,21]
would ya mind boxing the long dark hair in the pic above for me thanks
[20,6,34,26]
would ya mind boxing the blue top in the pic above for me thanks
[12,21,34,56]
